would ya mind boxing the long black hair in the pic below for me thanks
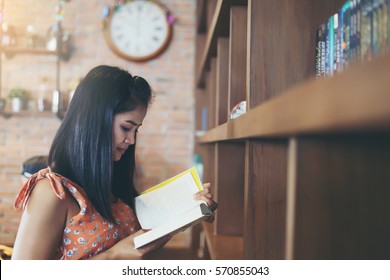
[48,65,152,221]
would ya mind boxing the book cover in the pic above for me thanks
[133,167,213,249]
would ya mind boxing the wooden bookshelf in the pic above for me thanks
[194,0,390,260]
[196,0,247,88]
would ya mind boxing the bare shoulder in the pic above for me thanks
[12,178,70,259]
[25,177,68,214]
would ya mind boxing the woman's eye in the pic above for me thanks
[121,126,130,132]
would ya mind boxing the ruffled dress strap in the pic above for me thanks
[14,167,67,210]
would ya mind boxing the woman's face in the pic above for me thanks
[112,106,147,161]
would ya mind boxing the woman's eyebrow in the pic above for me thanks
[126,120,142,126]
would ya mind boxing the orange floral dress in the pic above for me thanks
[14,167,141,260]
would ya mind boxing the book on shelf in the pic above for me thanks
[361,0,373,62]
[315,0,390,78]
[327,15,335,76]
[315,23,326,77]
[133,167,213,249]
[334,12,341,73]
[341,0,351,70]
[353,0,362,64]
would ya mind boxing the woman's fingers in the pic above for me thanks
[194,182,219,212]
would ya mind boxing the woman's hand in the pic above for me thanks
[194,183,218,222]
[89,229,172,260]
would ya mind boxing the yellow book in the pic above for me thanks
[133,167,212,249]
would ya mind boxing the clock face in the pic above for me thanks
[105,1,172,61]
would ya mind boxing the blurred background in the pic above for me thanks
[0,0,196,250]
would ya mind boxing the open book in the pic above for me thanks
[133,167,213,249]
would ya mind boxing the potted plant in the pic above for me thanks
[8,88,28,112]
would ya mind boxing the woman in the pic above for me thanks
[11,65,216,260]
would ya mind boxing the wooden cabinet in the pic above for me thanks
[194,0,390,260]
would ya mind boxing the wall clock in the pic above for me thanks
[104,0,173,62]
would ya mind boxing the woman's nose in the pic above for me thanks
[124,132,135,145]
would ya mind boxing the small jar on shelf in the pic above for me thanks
[37,78,50,112]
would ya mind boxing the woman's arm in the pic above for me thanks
[11,178,69,259]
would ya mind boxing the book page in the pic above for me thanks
[135,168,203,229]
[134,203,212,249]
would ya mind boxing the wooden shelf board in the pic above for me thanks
[196,0,246,88]
[202,221,243,260]
[1,110,57,118]
[1,47,57,56]
[199,55,390,143]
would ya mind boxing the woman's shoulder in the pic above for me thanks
[24,177,69,213]
[14,167,72,210]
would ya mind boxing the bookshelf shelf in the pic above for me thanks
[200,54,390,143]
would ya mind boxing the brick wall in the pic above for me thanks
[0,0,195,245]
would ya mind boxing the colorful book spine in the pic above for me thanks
[341,1,351,71]
[315,0,390,77]
[379,0,388,54]
[334,12,341,73]
[368,0,375,59]
[322,22,329,77]
[315,24,327,78]
[361,0,373,62]
[315,26,322,78]
[320,24,327,76]
[356,0,362,61]
[327,16,335,76]
[372,0,383,56]
[387,0,390,49]
[350,0,357,63]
